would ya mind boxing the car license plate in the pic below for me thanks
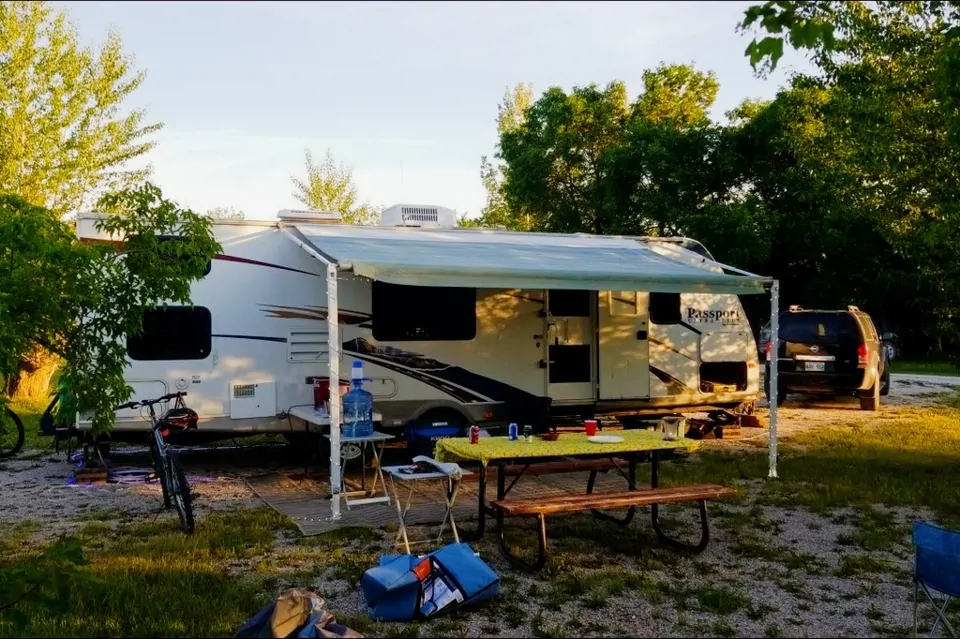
[804,362,826,372]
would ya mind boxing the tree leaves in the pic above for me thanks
[290,149,379,225]
[0,1,160,215]
[0,184,220,436]
[0,536,93,632]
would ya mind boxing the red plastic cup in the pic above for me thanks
[585,419,598,437]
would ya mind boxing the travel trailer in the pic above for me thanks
[75,204,769,439]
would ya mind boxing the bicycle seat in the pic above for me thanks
[159,407,199,431]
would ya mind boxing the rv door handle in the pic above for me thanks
[538,359,553,369]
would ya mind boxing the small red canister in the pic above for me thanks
[313,379,350,411]
[469,424,480,444]
[585,419,598,437]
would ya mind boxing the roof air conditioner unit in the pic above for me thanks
[380,204,457,228]
[277,209,343,224]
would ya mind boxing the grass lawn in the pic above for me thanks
[889,359,959,376]
[3,393,960,637]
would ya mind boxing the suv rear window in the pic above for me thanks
[779,312,860,344]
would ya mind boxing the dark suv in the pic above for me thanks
[764,306,890,410]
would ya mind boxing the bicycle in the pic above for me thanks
[125,392,197,533]
[0,403,25,459]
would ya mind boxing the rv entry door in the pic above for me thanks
[544,290,596,403]
[598,291,651,400]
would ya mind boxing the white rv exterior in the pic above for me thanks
[75,206,761,436]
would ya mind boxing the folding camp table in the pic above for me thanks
[324,431,394,508]
[382,464,472,554]
[288,406,389,509]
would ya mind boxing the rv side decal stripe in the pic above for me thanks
[678,321,702,335]
[346,352,490,404]
[78,238,319,277]
[214,254,318,276]
[649,366,695,393]
[212,333,288,343]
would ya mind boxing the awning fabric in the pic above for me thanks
[293,224,771,295]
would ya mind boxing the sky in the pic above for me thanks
[58,0,812,220]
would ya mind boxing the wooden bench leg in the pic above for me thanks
[651,499,711,554]
[587,469,636,527]
[497,511,548,572]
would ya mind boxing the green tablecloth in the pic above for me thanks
[434,430,701,466]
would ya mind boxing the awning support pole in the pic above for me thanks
[278,224,343,520]
[768,280,780,479]
[327,262,342,520]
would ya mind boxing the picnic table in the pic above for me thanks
[435,430,734,570]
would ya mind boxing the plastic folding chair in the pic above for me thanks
[914,521,960,637]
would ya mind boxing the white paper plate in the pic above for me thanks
[588,435,624,444]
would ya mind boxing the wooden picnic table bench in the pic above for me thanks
[492,483,736,571]
[435,430,729,570]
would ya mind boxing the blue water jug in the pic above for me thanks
[343,360,374,438]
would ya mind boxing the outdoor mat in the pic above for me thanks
[246,470,630,536]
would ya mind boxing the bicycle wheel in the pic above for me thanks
[0,406,25,459]
[148,435,172,509]
[165,451,195,533]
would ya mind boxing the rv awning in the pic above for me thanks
[293,225,772,295]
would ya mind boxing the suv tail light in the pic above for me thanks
[857,343,868,368]
[764,341,772,361]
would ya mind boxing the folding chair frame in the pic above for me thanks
[915,579,957,638]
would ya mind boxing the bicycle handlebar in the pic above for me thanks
[121,392,188,410]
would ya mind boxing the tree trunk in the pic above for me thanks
[9,347,61,401]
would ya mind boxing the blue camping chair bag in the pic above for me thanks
[360,543,499,622]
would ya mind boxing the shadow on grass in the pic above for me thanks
[661,406,960,523]
[0,509,297,638]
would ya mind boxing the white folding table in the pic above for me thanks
[383,464,472,554]
[323,431,394,508]
[288,406,390,509]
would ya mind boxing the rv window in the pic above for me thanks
[127,235,212,277]
[649,293,681,325]
[372,282,476,341]
[548,290,592,317]
[127,306,212,361]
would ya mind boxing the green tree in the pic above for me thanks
[290,149,379,225]
[0,0,161,400]
[0,183,219,435]
[740,0,960,357]
[495,65,724,236]
[632,63,719,128]
[499,81,630,234]
[0,1,161,214]
[206,206,246,220]
[475,83,535,230]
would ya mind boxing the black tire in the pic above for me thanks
[149,435,172,510]
[0,406,25,459]
[763,367,787,407]
[166,452,195,533]
[880,365,891,397]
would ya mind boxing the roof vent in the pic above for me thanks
[277,209,343,224]
[380,204,457,228]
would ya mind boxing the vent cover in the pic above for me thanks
[401,207,439,223]
[233,384,256,398]
[379,204,458,228]
[288,329,330,363]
